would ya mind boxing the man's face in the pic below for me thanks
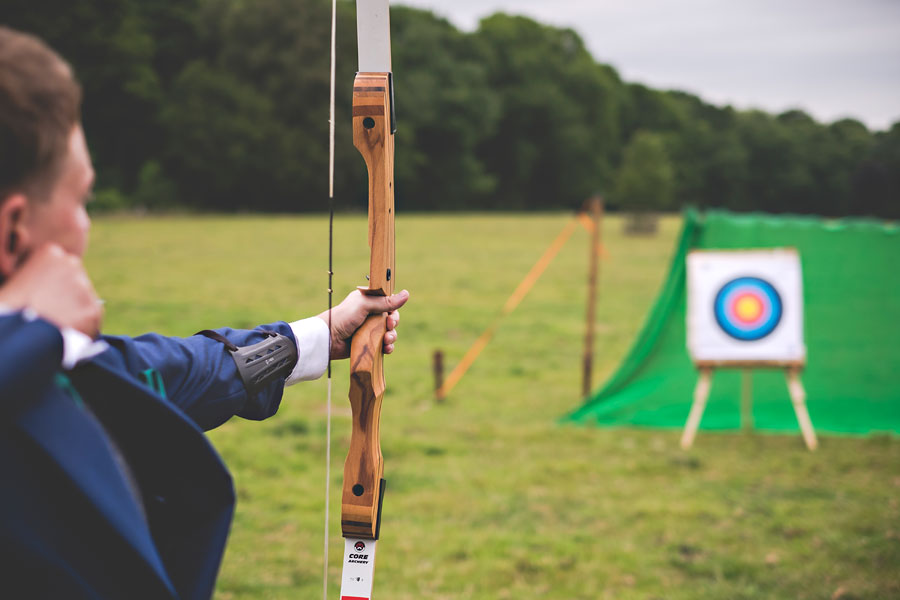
[24,125,94,257]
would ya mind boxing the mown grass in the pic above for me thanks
[85,213,900,599]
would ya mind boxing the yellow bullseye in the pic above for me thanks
[734,294,763,323]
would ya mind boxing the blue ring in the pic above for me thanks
[713,277,782,341]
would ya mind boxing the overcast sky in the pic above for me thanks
[397,0,900,131]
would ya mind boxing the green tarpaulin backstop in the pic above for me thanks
[564,209,900,435]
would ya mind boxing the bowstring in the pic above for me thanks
[323,0,337,597]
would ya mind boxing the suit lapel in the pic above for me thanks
[17,351,236,600]
[16,384,177,596]
[68,359,236,599]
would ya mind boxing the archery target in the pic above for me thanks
[687,249,805,363]
[713,277,782,341]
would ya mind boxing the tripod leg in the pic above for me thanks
[786,368,818,451]
[681,367,713,449]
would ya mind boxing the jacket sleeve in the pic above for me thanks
[98,321,298,431]
[0,313,64,422]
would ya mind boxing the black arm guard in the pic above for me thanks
[230,332,298,394]
[196,329,298,395]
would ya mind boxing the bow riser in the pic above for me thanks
[341,72,395,543]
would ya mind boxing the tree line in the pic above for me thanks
[5,0,899,218]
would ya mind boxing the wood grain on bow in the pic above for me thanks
[341,71,395,542]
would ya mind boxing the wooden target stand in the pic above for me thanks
[680,359,818,451]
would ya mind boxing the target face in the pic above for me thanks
[713,277,783,341]
[686,249,805,363]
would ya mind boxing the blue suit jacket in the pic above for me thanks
[0,312,297,599]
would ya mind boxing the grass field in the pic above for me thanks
[85,213,900,599]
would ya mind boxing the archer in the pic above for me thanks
[0,25,408,599]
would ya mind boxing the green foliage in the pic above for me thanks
[473,15,621,208]
[856,122,900,218]
[134,160,178,210]
[657,100,749,210]
[89,187,133,213]
[84,214,900,599]
[623,84,688,137]
[3,1,898,216]
[615,130,675,211]
[203,0,350,210]
[4,0,164,191]
[392,7,499,209]
[160,60,286,210]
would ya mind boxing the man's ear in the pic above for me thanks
[0,194,30,279]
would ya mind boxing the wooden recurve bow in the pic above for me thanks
[339,1,394,598]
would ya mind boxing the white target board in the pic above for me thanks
[686,249,805,364]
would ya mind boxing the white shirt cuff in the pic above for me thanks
[60,327,109,370]
[285,317,330,385]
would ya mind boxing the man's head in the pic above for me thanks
[0,26,93,280]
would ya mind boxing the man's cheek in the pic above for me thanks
[71,207,90,256]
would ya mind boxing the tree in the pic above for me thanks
[4,0,891,217]
[854,121,900,218]
[390,7,499,210]
[5,0,163,193]
[614,131,674,232]
[473,14,624,209]
[160,60,285,210]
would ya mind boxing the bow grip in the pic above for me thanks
[341,313,387,539]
